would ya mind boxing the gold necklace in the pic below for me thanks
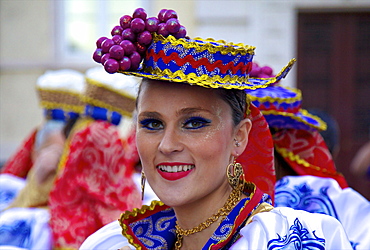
[174,188,241,250]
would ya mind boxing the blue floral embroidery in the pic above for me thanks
[275,178,359,249]
[275,178,339,219]
[267,218,325,250]
[0,190,18,211]
[0,219,32,248]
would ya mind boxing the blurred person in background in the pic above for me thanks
[48,67,142,249]
[0,69,85,250]
[246,63,370,249]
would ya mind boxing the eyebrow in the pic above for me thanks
[138,107,213,119]
[177,107,213,116]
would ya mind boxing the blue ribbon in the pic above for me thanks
[84,105,121,125]
[44,109,79,121]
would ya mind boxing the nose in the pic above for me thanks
[158,126,183,155]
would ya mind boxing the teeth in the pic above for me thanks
[158,165,194,173]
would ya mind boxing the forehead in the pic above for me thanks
[137,80,229,113]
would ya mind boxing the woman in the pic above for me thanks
[81,8,351,249]
[48,67,142,250]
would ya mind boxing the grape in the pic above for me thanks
[101,53,111,65]
[131,18,145,33]
[146,17,159,32]
[111,25,123,36]
[157,23,169,37]
[158,9,167,22]
[120,40,135,56]
[165,18,180,33]
[120,15,132,29]
[119,56,131,71]
[101,39,115,53]
[130,60,140,71]
[133,8,147,20]
[130,51,142,66]
[164,9,178,21]
[109,45,124,60]
[104,59,119,73]
[259,73,270,78]
[249,63,261,77]
[112,34,123,45]
[96,37,108,48]
[93,48,104,63]
[121,28,136,41]
[174,25,187,39]
[135,42,147,55]
[137,31,152,45]
[260,66,273,76]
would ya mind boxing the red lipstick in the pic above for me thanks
[156,162,194,181]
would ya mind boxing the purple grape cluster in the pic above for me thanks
[249,63,274,78]
[93,8,187,74]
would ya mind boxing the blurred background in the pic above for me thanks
[1,0,369,199]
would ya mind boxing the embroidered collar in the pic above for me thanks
[119,186,270,250]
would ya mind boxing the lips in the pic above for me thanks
[157,163,195,181]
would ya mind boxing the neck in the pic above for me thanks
[173,183,237,249]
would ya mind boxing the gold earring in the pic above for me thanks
[227,160,245,193]
[141,170,146,200]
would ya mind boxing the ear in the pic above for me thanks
[232,118,252,157]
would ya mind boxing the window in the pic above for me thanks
[54,0,147,65]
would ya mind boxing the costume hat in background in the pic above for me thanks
[84,67,140,125]
[245,63,326,131]
[36,69,85,121]
[247,63,347,188]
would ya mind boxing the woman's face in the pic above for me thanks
[136,80,247,207]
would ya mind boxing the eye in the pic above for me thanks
[139,119,163,130]
[183,117,211,130]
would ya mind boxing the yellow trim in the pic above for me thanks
[247,86,302,104]
[119,200,165,250]
[153,34,256,55]
[122,58,296,90]
[275,146,344,177]
[82,96,133,118]
[85,77,137,100]
[262,109,327,131]
[39,101,84,113]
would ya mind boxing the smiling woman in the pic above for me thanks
[80,7,352,250]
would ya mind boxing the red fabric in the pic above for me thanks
[49,120,141,250]
[1,129,37,178]
[273,129,348,188]
[238,104,276,202]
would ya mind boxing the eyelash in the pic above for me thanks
[139,118,163,131]
[139,116,211,131]
[183,117,211,130]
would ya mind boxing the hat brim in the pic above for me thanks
[120,59,296,90]
[263,109,327,131]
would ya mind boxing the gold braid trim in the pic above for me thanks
[246,202,274,224]
[119,200,165,250]
[275,146,345,177]
[247,86,302,104]
[152,34,256,55]
[37,88,84,113]
[53,247,77,250]
[84,77,136,117]
[262,109,327,131]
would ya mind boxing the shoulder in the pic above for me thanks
[231,207,352,249]
[80,221,134,250]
